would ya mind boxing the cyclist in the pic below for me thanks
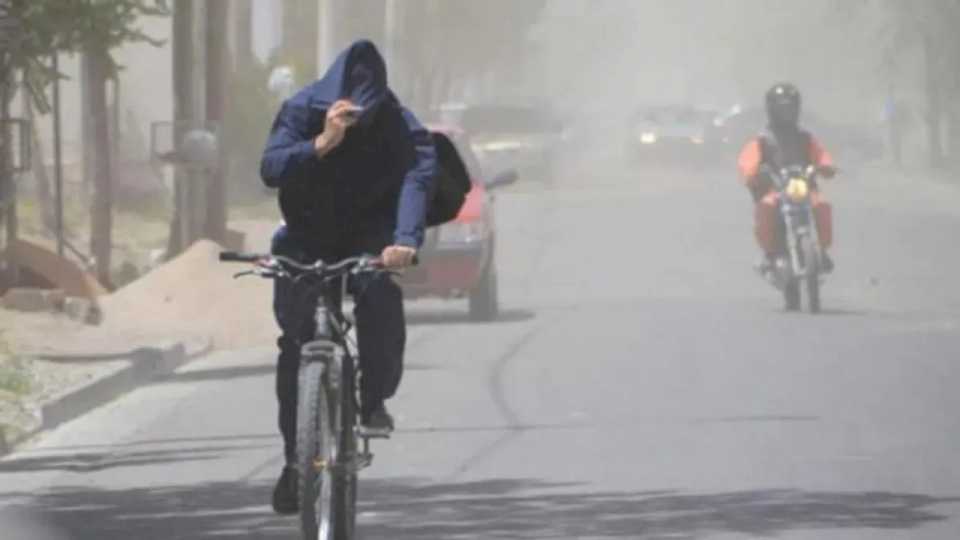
[259,39,437,514]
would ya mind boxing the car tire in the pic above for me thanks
[469,263,499,322]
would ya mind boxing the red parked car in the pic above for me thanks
[399,126,517,320]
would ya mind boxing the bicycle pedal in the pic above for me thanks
[355,453,373,471]
[357,426,392,439]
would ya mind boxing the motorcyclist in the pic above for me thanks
[737,83,835,273]
[259,39,437,515]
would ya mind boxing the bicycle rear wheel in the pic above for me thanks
[297,361,336,540]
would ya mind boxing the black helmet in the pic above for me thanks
[765,82,801,130]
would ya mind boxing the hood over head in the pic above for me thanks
[307,39,389,125]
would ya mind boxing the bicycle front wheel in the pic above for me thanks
[297,361,336,540]
[332,356,358,539]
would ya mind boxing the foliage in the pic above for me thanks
[0,334,29,396]
[3,0,170,112]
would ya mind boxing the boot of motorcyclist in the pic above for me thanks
[738,83,836,274]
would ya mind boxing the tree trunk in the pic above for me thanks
[23,83,53,229]
[87,50,113,287]
[924,35,945,169]
[233,0,254,69]
[1,59,18,285]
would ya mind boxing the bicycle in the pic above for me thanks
[220,251,394,540]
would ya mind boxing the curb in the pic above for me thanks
[1,336,214,456]
[39,341,188,430]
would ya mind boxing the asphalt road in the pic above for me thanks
[3,150,960,539]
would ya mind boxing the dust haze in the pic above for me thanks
[507,1,902,171]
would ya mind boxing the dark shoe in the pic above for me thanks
[361,403,395,435]
[821,252,835,273]
[272,465,299,515]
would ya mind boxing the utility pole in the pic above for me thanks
[384,0,409,102]
[169,0,193,255]
[318,0,335,72]
[233,0,253,70]
[186,0,207,250]
[205,0,228,243]
[384,0,399,72]
[169,0,213,255]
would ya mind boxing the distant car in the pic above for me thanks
[398,126,517,321]
[705,105,764,149]
[709,106,884,167]
[626,105,717,163]
[434,103,567,183]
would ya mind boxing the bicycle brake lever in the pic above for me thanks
[233,270,255,279]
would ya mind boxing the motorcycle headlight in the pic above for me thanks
[786,178,810,202]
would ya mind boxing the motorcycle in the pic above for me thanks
[758,164,831,313]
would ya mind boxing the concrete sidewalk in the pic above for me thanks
[0,331,211,456]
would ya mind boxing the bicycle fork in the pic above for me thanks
[301,304,377,476]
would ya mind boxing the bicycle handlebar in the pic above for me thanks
[219,251,392,281]
[219,251,262,263]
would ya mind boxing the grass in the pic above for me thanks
[0,360,31,396]
[0,332,33,452]
[0,334,30,396]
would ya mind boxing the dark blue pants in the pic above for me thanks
[271,225,406,464]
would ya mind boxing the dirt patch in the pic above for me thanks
[100,239,276,350]
[0,226,282,448]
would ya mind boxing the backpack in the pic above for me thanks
[425,132,472,227]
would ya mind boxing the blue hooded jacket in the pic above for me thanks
[260,40,437,248]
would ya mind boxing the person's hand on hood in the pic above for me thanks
[314,99,363,158]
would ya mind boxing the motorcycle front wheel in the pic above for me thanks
[799,236,821,314]
[784,280,801,312]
